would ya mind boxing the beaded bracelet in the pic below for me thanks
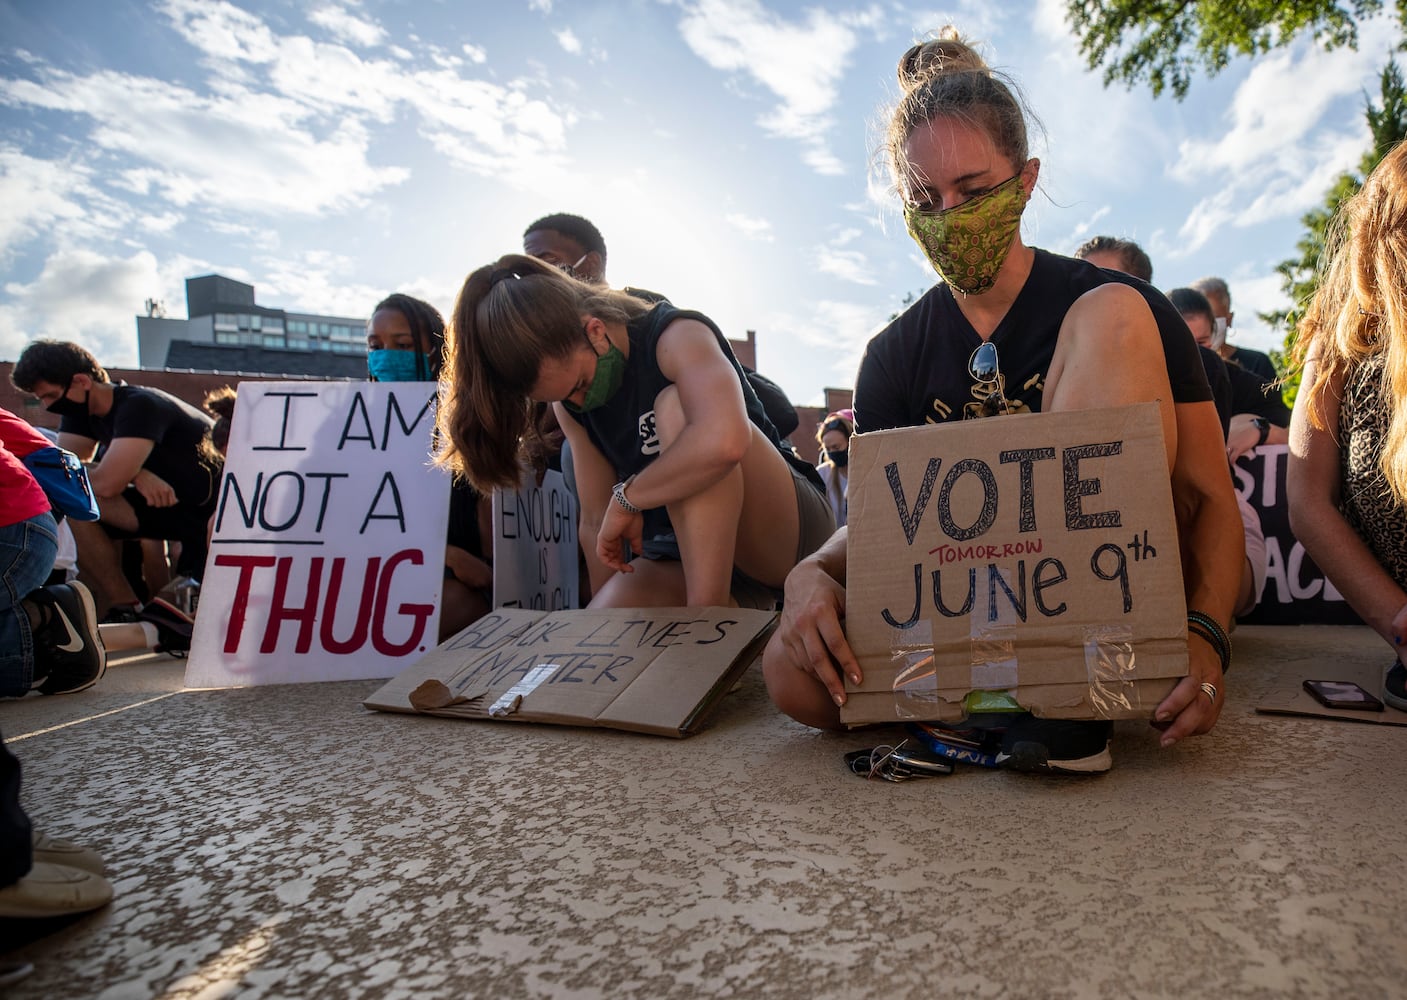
[1187,610,1231,674]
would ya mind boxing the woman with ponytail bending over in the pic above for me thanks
[437,255,833,610]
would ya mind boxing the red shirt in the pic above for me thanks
[1,407,55,529]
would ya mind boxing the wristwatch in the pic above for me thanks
[611,477,641,514]
[1251,416,1271,447]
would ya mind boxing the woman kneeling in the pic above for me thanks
[438,255,833,608]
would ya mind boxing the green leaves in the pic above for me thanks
[1066,0,1390,99]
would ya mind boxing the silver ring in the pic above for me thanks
[1200,682,1218,703]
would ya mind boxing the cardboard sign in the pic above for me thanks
[363,606,776,737]
[1257,658,1407,726]
[186,382,451,687]
[492,468,580,611]
[1234,445,1360,625]
[841,403,1188,726]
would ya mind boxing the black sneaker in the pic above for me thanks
[30,582,106,695]
[996,715,1113,775]
[100,603,142,625]
[139,597,194,655]
[1385,662,1407,712]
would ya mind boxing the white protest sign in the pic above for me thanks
[186,381,451,687]
[491,467,579,611]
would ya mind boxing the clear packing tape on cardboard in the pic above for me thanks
[886,618,1150,720]
[841,403,1190,727]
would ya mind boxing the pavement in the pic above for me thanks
[1,624,1404,999]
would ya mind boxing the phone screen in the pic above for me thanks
[1302,679,1385,712]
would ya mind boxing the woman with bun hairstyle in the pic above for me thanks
[438,255,834,608]
[1287,141,1407,711]
[366,292,494,640]
[762,28,1243,773]
[815,410,854,529]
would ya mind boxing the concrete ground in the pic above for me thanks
[1,625,1403,999]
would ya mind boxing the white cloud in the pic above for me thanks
[253,251,386,318]
[462,42,488,64]
[676,0,881,173]
[815,228,876,285]
[309,4,386,48]
[725,212,774,241]
[529,0,553,12]
[0,68,409,215]
[0,149,92,258]
[0,248,166,365]
[556,28,582,54]
[1163,34,1390,257]
[762,299,888,391]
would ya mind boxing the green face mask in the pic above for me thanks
[904,173,1029,295]
[563,330,626,414]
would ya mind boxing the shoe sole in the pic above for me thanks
[40,582,106,695]
[997,742,1112,775]
[1384,663,1407,711]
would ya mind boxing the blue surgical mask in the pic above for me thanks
[367,350,427,382]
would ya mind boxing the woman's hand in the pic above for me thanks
[776,557,859,707]
[1151,636,1225,747]
[596,500,644,575]
[132,468,177,507]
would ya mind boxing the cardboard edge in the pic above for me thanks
[676,619,776,736]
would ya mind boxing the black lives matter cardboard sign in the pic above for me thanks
[186,382,451,687]
[841,403,1188,726]
[364,606,776,737]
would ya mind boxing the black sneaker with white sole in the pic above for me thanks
[996,715,1113,775]
[1385,662,1407,712]
[29,581,106,695]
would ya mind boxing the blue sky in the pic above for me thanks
[0,0,1398,406]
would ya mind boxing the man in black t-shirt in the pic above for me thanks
[12,341,218,618]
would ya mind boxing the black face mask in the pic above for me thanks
[46,379,89,420]
[825,448,848,468]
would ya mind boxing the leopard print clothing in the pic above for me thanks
[1339,352,1407,590]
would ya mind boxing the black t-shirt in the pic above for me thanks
[60,383,218,507]
[564,301,820,539]
[855,249,1211,432]
[1226,357,1292,427]
[1227,345,1277,385]
[1199,346,1233,436]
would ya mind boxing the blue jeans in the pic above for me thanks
[0,511,58,697]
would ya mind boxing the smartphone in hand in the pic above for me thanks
[1302,679,1385,712]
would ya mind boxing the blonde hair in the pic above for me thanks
[883,27,1035,200]
[437,253,648,491]
[1294,140,1407,502]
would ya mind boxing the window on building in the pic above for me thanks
[216,332,240,345]
[262,334,284,348]
[215,313,237,330]
[287,338,309,351]
[288,320,307,334]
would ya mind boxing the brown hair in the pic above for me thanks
[1293,140,1407,502]
[884,27,1036,200]
[437,253,649,491]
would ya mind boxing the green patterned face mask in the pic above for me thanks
[904,173,1029,295]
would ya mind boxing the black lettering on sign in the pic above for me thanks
[1090,543,1132,612]
[251,391,316,451]
[999,447,1056,532]
[360,472,406,534]
[1063,442,1123,530]
[886,458,942,545]
[937,458,998,541]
